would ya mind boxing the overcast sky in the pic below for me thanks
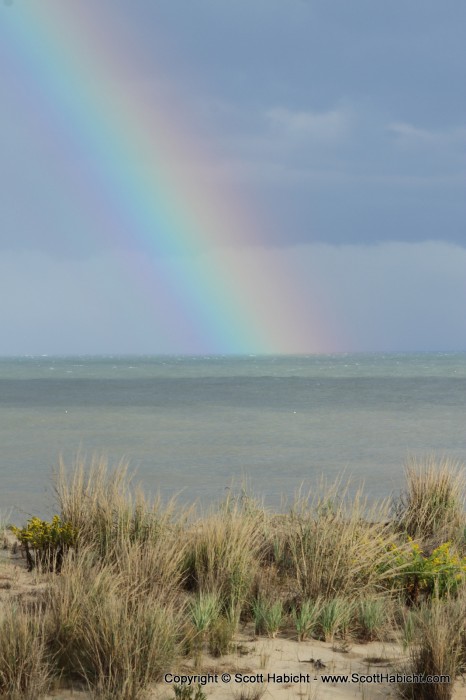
[0,0,465,354]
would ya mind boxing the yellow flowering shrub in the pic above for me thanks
[423,542,466,596]
[383,537,466,602]
[10,515,77,571]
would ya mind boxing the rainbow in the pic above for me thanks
[2,1,334,353]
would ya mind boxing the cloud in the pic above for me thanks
[265,106,350,143]
[184,97,465,247]
[388,122,466,150]
[0,242,464,354]
[286,241,466,351]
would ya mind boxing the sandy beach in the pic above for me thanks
[2,528,466,700]
[2,458,466,700]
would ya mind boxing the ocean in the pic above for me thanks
[0,353,465,522]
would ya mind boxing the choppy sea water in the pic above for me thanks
[0,353,465,522]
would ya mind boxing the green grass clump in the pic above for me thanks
[189,591,222,662]
[356,597,389,641]
[291,598,323,641]
[318,596,355,643]
[189,592,222,636]
[252,597,283,638]
[174,684,207,700]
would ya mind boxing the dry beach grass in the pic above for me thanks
[1,456,466,700]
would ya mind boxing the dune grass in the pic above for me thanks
[55,456,186,554]
[2,454,466,699]
[282,479,400,599]
[0,601,51,699]
[398,592,466,700]
[45,544,184,698]
[356,595,391,641]
[183,493,266,619]
[394,456,466,546]
[291,597,324,641]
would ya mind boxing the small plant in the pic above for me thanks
[252,597,283,638]
[318,597,354,642]
[208,615,235,657]
[357,598,388,642]
[10,515,77,571]
[174,684,207,700]
[400,607,416,651]
[265,601,283,638]
[259,645,270,669]
[291,598,323,641]
[189,592,221,665]
[233,684,267,700]
[252,597,266,635]
[189,592,222,637]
